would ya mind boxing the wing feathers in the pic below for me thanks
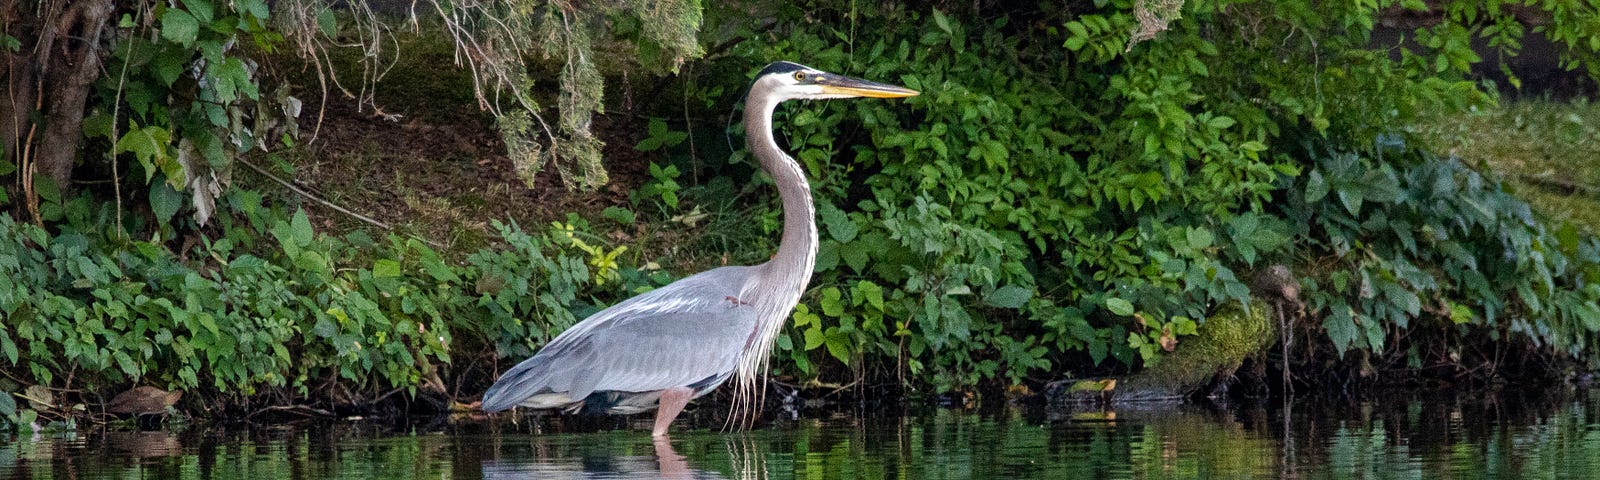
[481,266,759,413]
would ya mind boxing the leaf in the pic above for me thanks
[1172,317,1198,335]
[295,250,327,273]
[984,285,1032,309]
[820,287,845,317]
[1359,169,1402,203]
[150,45,186,87]
[601,206,635,225]
[189,171,220,226]
[1305,170,1329,202]
[313,317,338,338]
[813,241,839,273]
[374,259,401,278]
[1384,283,1421,317]
[116,125,173,183]
[316,7,337,37]
[1247,226,1288,252]
[1363,315,1386,351]
[213,57,257,102]
[635,137,662,152]
[289,209,314,247]
[803,327,824,350]
[664,131,687,146]
[17,409,36,430]
[0,390,13,418]
[180,0,215,23]
[1186,227,1213,250]
[1063,35,1088,51]
[1324,305,1358,356]
[32,177,60,204]
[791,305,817,328]
[75,256,108,285]
[81,112,114,140]
[229,254,266,272]
[854,281,885,310]
[818,202,858,243]
[980,140,1009,167]
[0,331,15,365]
[161,9,199,46]
[1088,339,1108,365]
[824,329,852,365]
[1574,303,1600,331]
[241,0,270,19]
[841,245,869,273]
[1105,297,1134,316]
[413,241,460,282]
[150,182,183,226]
[932,9,952,35]
[1337,188,1363,216]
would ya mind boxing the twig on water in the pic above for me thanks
[250,404,336,418]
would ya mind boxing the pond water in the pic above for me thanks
[4,389,1598,479]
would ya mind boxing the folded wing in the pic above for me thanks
[481,267,759,413]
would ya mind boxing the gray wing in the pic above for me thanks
[481,266,759,413]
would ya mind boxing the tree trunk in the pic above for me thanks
[35,0,115,188]
[1,0,116,201]
[0,0,38,165]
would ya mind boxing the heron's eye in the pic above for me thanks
[793,71,807,82]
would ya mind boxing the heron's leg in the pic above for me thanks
[652,386,694,437]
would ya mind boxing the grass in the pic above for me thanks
[1413,98,1600,232]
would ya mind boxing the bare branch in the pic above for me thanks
[237,157,391,231]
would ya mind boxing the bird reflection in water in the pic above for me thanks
[481,434,765,480]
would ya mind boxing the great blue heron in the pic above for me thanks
[481,61,917,436]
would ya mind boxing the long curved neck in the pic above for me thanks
[744,91,816,311]
[728,78,820,428]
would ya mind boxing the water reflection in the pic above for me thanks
[1,389,1597,479]
[480,435,733,479]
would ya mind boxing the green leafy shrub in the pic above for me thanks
[703,0,1600,389]
[0,192,657,421]
[1287,144,1600,361]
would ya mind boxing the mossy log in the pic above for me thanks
[1048,299,1277,407]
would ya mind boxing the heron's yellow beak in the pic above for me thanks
[816,74,919,98]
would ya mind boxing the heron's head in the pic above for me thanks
[753,61,919,102]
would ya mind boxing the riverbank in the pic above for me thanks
[7,2,1600,432]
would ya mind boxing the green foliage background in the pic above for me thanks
[708,1,1600,390]
[5,0,1600,426]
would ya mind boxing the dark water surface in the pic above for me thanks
[4,389,1599,479]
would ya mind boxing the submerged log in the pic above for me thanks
[1045,298,1277,408]
[1117,299,1276,401]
